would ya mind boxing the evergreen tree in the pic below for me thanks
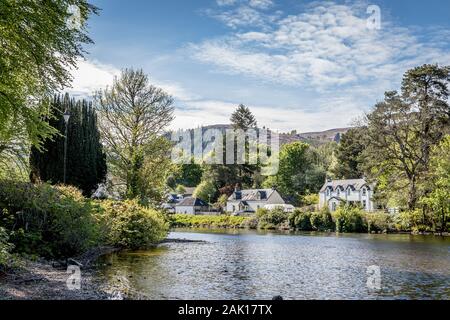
[230,104,257,130]
[30,94,107,196]
[332,128,366,179]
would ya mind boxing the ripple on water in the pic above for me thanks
[97,230,450,300]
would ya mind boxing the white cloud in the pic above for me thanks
[69,59,120,97]
[249,0,274,10]
[68,59,200,101]
[216,0,237,6]
[191,1,450,91]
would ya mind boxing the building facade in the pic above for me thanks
[226,188,286,214]
[319,178,375,212]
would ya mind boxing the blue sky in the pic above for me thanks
[69,0,450,132]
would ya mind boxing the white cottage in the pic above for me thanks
[175,197,209,215]
[227,188,286,214]
[319,178,375,212]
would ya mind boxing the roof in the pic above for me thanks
[176,197,208,207]
[320,179,374,192]
[228,189,276,201]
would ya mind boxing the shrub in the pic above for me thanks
[289,209,312,231]
[0,227,15,272]
[366,211,391,233]
[310,208,335,231]
[170,214,249,229]
[96,200,168,249]
[0,181,99,258]
[257,208,288,229]
[332,205,367,233]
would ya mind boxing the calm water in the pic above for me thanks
[98,229,450,300]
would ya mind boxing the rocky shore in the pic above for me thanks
[0,239,206,300]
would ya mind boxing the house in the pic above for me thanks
[175,197,210,215]
[182,187,196,198]
[226,188,286,215]
[319,178,375,212]
[161,193,184,213]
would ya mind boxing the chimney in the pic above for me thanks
[234,183,241,192]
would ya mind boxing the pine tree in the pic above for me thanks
[30,94,107,196]
[230,104,257,130]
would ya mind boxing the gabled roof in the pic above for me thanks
[228,189,277,201]
[176,197,208,207]
[320,179,374,192]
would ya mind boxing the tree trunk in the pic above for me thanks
[407,177,418,210]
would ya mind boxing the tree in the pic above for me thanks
[363,64,450,210]
[420,135,450,233]
[230,104,257,130]
[263,142,325,205]
[173,160,203,188]
[30,94,107,196]
[96,69,175,201]
[193,180,216,203]
[230,104,258,187]
[0,0,98,152]
[332,128,366,179]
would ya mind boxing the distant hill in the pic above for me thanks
[168,125,350,147]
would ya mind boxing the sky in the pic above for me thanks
[69,0,450,132]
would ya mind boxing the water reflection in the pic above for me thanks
[98,229,450,300]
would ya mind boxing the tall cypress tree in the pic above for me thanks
[30,94,107,196]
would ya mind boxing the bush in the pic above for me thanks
[170,214,249,229]
[366,211,391,233]
[0,181,99,258]
[332,205,366,233]
[310,208,335,231]
[256,208,288,229]
[0,227,15,272]
[289,209,312,231]
[96,200,168,250]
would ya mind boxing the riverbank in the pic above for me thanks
[0,246,121,300]
[0,240,206,300]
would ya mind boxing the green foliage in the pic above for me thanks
[170,214,249,229]
[0,0,98,151]
[0,181,98,258]
[333,205,367,233]
[366,212,391,233]
[96,200,168,250]
[289,210,312,231]
[310,208,335,231]
[363,64,450,210]
[0,226,15,272]
[230,104,257,130]
[256,208,288,229]
[30,94,107,196]
[193,180,217,202]
[96,68,175,202]
[419,135,450,232]
[301,194,319,206]
[172,162,203,188]
[263,142,326,205]
[332,128,365,179]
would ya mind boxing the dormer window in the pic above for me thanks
[337,188,340,196]
[235,191,242,200]
[347,188,351,196]
[326,188,331,196]
[362,188,367,196]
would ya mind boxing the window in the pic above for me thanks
[326,188,331,196]
[332,202,337,212]
[362,188,367,196]
[232,205,235,212]
[347,188,351,196]
[337,188,340,196]
[362,200,367,209]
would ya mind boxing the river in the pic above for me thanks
[98,229,450,300]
